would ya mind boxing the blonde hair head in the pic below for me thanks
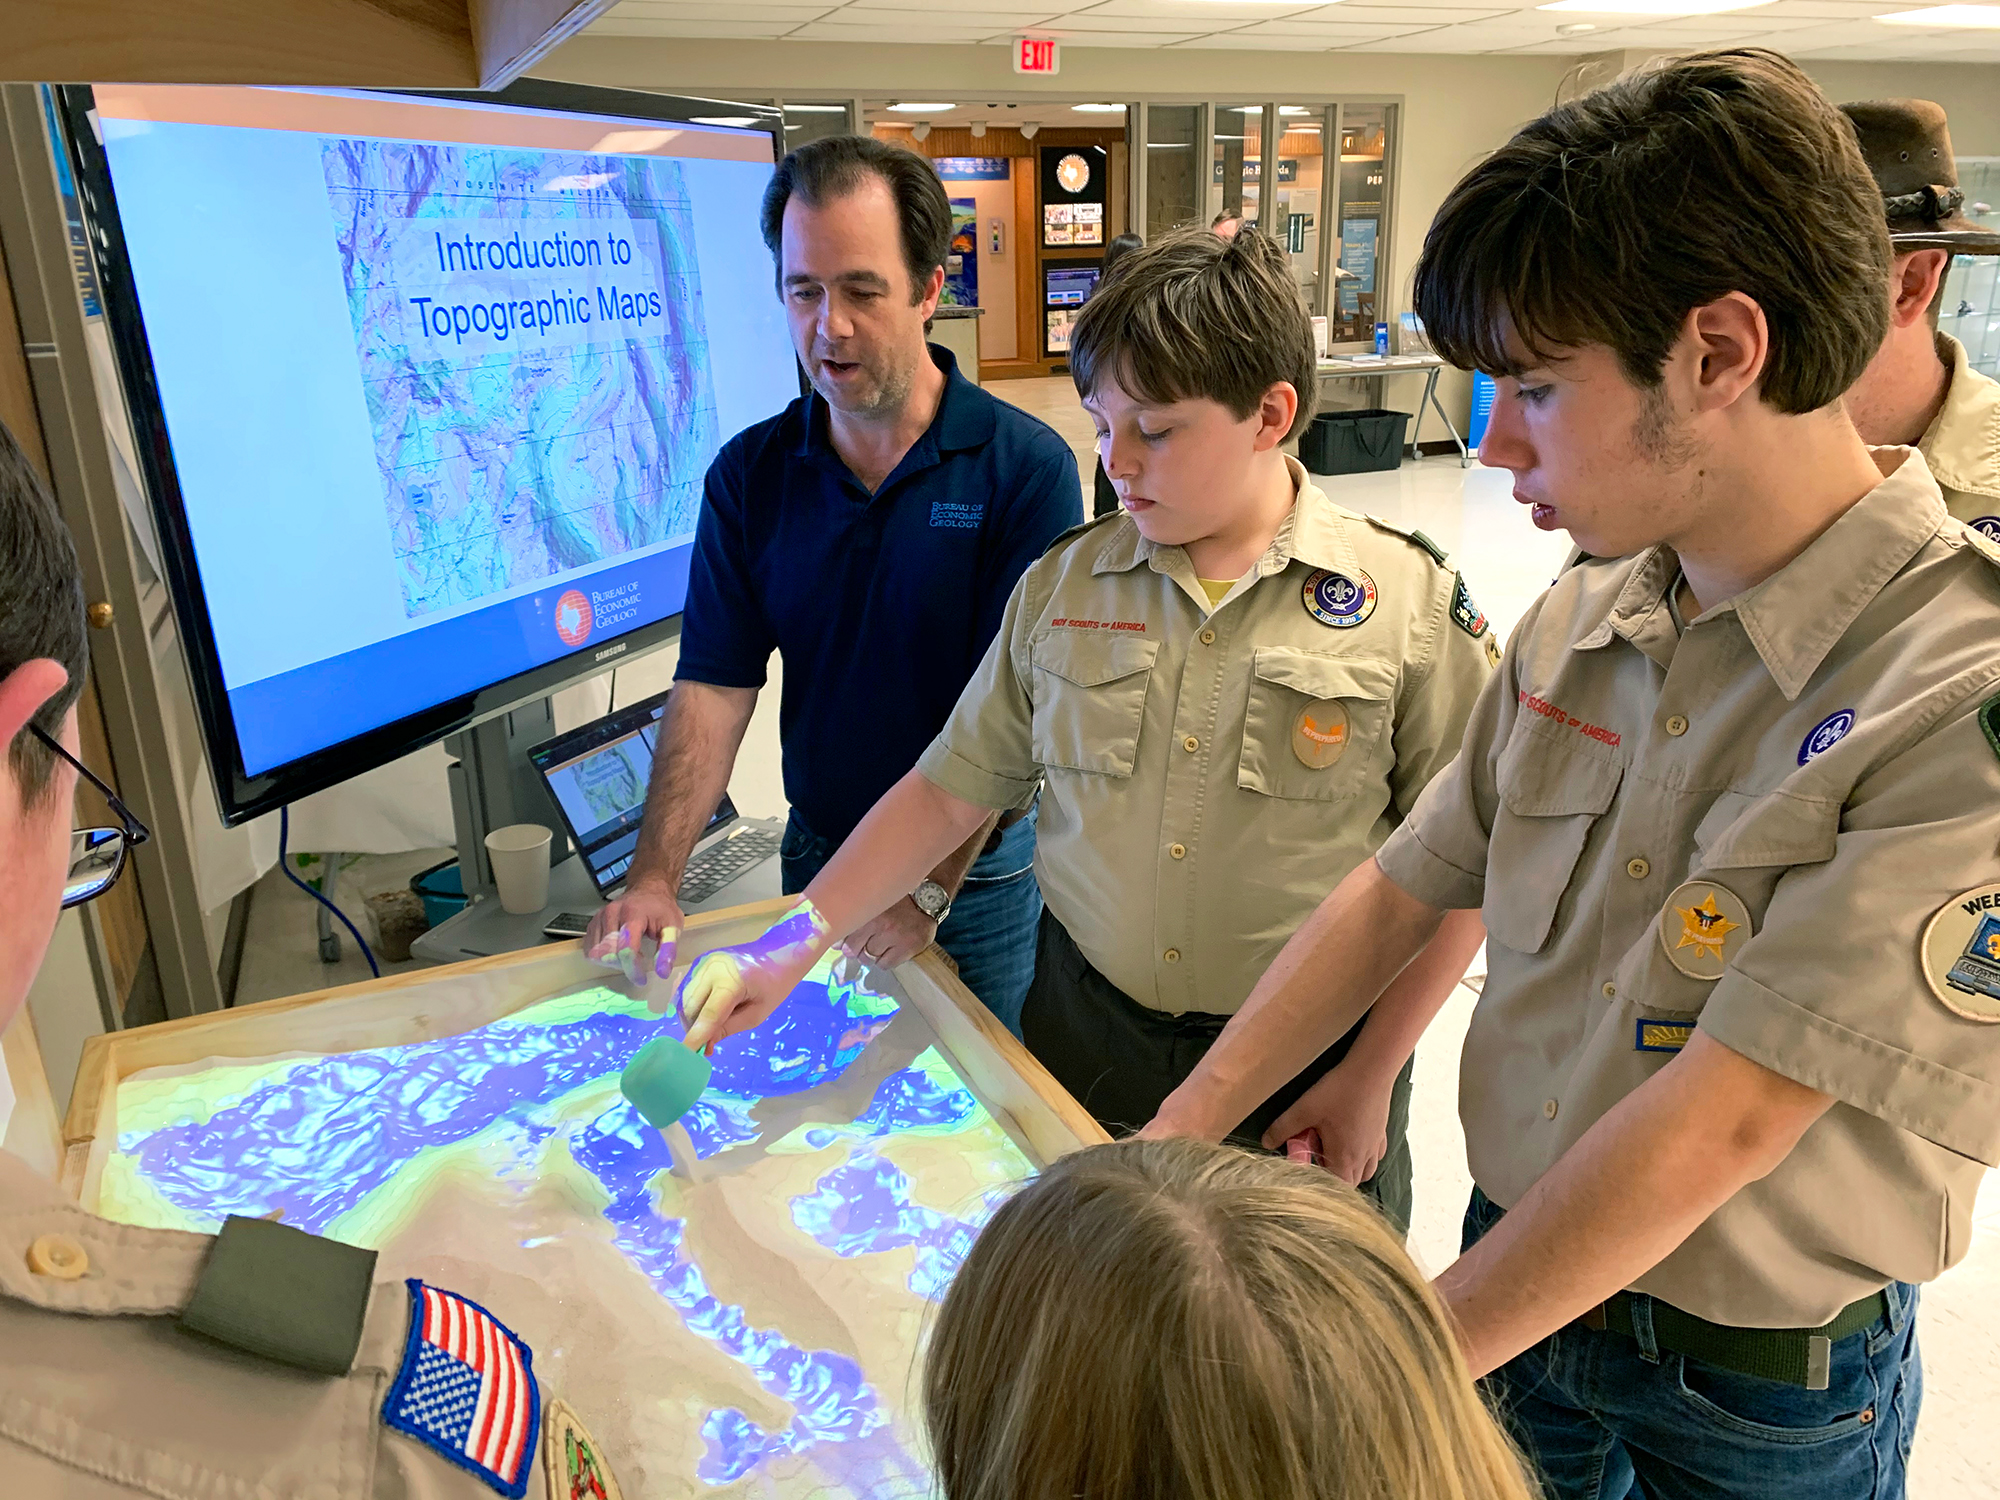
[924,1137,1538,1500]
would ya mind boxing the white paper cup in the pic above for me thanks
[485,824,553,914]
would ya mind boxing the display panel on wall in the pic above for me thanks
[1041,144,1106,249]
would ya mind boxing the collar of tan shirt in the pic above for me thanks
[1573,447,1948,701]
[1089,456,1364,582]
[1919,331,2000,510]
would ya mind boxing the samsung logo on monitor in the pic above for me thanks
[594,642,628,663]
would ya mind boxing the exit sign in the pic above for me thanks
[1014,36,1059,74]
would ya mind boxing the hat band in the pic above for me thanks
[1883,183,1964,224]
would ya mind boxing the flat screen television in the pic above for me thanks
[54,81,798,824]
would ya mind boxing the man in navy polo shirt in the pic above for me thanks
[585,135,1079,1034]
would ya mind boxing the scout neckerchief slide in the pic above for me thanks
[383,1280,540,1497]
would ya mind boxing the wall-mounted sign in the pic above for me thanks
[1040,143,1107,250]
[935,157,1011,181]
[1218,158,1299,185]
[1014,36,1059,74]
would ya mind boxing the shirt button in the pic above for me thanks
[1543,1098,1559,1120]
[1200,629,1216,646]
[1602,981,1617,999]
[1164,948,1181,964]
[1666,714,1689,737]
[1626,857,1650,880]
[27,1234,89,1280]
[1182,735,1200,753]
[1170,843,1187,859]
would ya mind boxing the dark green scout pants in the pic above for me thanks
[1020,909,1416,1232]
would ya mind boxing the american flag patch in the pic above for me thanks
[382,1280,540,1497]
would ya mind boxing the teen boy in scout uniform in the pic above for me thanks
[1840,99,2000,538]
[0,420,616,1500]
[676,227,1495,1228]
[1148,51,2000,1500]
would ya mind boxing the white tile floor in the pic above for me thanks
[235,377,1995,1494]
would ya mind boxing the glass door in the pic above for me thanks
[1143,103,1202,239]
[1328,104,1393,347]
[1214,104,1265,233]
[1269,105,1327,311]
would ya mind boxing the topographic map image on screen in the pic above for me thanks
[97,955,1034,1497]
[326,142,719,618]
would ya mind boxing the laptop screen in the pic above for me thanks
[528,689,734,894]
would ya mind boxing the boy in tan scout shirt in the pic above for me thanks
[677,227,1494,1227]
[0,419,616,1500]
[1149,49,2000,1500]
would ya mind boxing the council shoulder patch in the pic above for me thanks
[383,1280,539,1497]
[544,1397,623,1500]
[1921,883,2000,1023]
[1449,572,1489,639]
[1658,881,1753,981]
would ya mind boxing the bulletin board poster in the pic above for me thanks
[1040,144,1107,249]
[935,158,1011,181]
[1338,216,1378,316]
[944,198,978,307]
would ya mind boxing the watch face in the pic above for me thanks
[915,881,949,919]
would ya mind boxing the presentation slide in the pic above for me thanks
[92,87,796,776]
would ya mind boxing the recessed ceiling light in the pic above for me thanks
[691,116,761,127]
[1072,103,1126,113]
[1876,3,2000,20]
[1278,106,1313,115]
[1539,0,1772,11]
[1234,106,1263,113]
[783,104,847,113]
[888,102,957,113]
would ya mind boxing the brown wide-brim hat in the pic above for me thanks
[1841,98,2000,256]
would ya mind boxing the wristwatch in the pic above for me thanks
[912,879,952,925]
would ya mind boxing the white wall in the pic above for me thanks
[542,37,2000,426]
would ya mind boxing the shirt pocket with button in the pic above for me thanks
[1485,727,1624,955]
[1237,649,1398,802]
[1029,632,1162,776]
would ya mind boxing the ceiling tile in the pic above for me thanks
[1059,0,1324,17]
[823,0,1068,10]
[606,1,833,18]
[833,5,1062,21]
[787,17,1011,33]
[1309,4,1516,19]
[1219,14,1437,27]
[589,14,803,31]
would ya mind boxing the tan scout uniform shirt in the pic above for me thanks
[0,1150,595,1499]
[1377,449,2000,1329]
[920,456,1495,1014]
[1920,331,2000,536]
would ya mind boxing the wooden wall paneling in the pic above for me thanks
[1014,156,1041,372]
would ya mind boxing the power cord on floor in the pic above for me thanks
[278,805,380,978]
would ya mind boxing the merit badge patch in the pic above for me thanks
[1449,573,1489,639]
[1292,698,1351,769]
[382,1280,539,1497]
[1302,568,1377,629]
[1658,881,1752,981]
[1797,709,1855,766]
[1970,516,2000,543]
[1921,883,2000,1023]
[543,1398,623,1500]
[1634,1019,1696,1054]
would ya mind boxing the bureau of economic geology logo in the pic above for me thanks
[554,589,594,647]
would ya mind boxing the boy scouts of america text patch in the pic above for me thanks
[383,1280,539,1497]
[1302,568,1377,629]
[1658,881,1752,981]
[1449,573,1488,639]
[1922,883,2000,1023]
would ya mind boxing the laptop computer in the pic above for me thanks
[528,687,785,911]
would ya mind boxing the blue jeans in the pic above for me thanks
[1462,1188,1921,1500]
[779,806,1043,1038]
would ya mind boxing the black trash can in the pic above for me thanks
[1300,408,1410,476]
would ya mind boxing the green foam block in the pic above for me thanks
[620,1035,714,1128]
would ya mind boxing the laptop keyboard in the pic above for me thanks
[678,826,783,904]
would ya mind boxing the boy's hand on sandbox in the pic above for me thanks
[679,899,832,1052]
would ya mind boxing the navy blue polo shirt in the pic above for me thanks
[676,345,1081,846]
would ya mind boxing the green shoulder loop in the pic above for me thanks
[1359,513,1451,569]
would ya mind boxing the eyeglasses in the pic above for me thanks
[28,723,150,908]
